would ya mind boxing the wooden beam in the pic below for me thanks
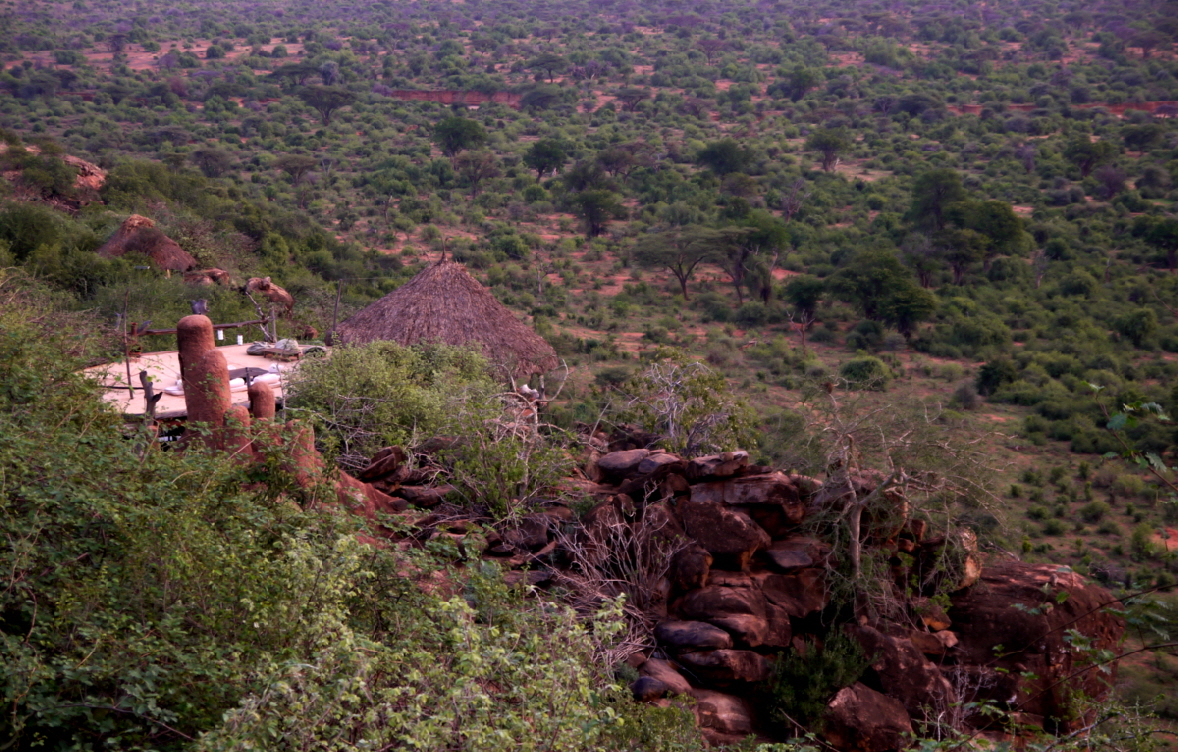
[140,318,268,337]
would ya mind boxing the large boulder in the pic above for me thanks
[848,625,956,722]
[687,471,810,537]
[692,689,754,736]
[639,658,693,696]
[823,683,913,752]
[760,568,829,618]
[669,543,712,591]
[678,498,771,569]
[655,620,733,651]
[595,449,650,482]
[947,560,1125,730]
[686,451,750,481]
[764,536,832,572]
[676,649,771,684]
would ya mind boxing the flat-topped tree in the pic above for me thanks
[615,87,649,112]
[572,189,626,238]
[527,52,567,82]
[523,139,568,180]
[297,85,356,126]
[805,128,851,172]
[433,116,486,159]
[632,226,723,300]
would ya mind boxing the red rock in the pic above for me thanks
[630,676,668,701]
[358,446,407,481]
[595,449,650,481]
[639,658,693,696]
[686,451,750,481]
[337,470,408,518]
[691,689,754,735]
[677,649,770,684]
[912,530,981,593]
[848,624,956,722]
[398,485,453,508]
[765,536,829,571]
[636,451,685,476]
[678,498,770,569]
[947,560,1125,729]
[691,471,806,521]
[669,544,712,591]
[679,585,766,623]
[823,683,913,752]
[761,568,828,618]
[655,620,733,650]
[908,629,955,657]
[910,598,953,631]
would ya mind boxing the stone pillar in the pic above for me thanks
[247,380,276,420]
[177,315,230,446]
[222,404,252,458]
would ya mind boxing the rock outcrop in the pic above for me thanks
[318,429,1126,749]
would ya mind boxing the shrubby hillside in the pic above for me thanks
[2,0,1178,746]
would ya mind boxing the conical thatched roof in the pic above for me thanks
[335,260,559,379]
[96,214,197,271]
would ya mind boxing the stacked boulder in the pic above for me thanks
[341,436,1124,750]
[567,448,1123,749]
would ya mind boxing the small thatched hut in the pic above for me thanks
[334,260,559,380]
[96,214,197,271]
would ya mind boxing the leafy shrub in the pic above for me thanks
[618,357,756,456]
[1111,474,1147,500]
[762,630,869,731]
[1042,519,1067,536]
[839,356,892,390]
[846,319,885,351]
[285,341,494,470]
[1080,501,1111,523]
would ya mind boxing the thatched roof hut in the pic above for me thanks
[96,214,197,271]
[334,260,559,379]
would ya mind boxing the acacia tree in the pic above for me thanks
[614,88,649,112]
[908,168,966,231]
[1063,137,1116,177]
[572,190,626,238]
[697,39,727,65]
[275,154,318,208]
[523,139,568,180]
[191,148,233,178]
[1146,218,1178,272]
[880,285,937,342]
[527,53,567,82]
[696,139,752,175]
[433,117,486,158]
[297,86,356,126]
[454,151,500,197]
[936,227,987,285]
[632,226,721,300]
[719,210,788,305]
[806,128,851,172]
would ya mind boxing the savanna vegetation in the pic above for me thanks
[3,0,1178,746]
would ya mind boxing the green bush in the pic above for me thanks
[1079,500,1111,523]
[284,340,494,470]
[1042,519,1067,536]
[839,355,892,390]
[0,274,702,750]
[762,630,869,731]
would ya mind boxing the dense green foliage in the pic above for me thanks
[3,0,1178,742]
[0,274,714,751]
